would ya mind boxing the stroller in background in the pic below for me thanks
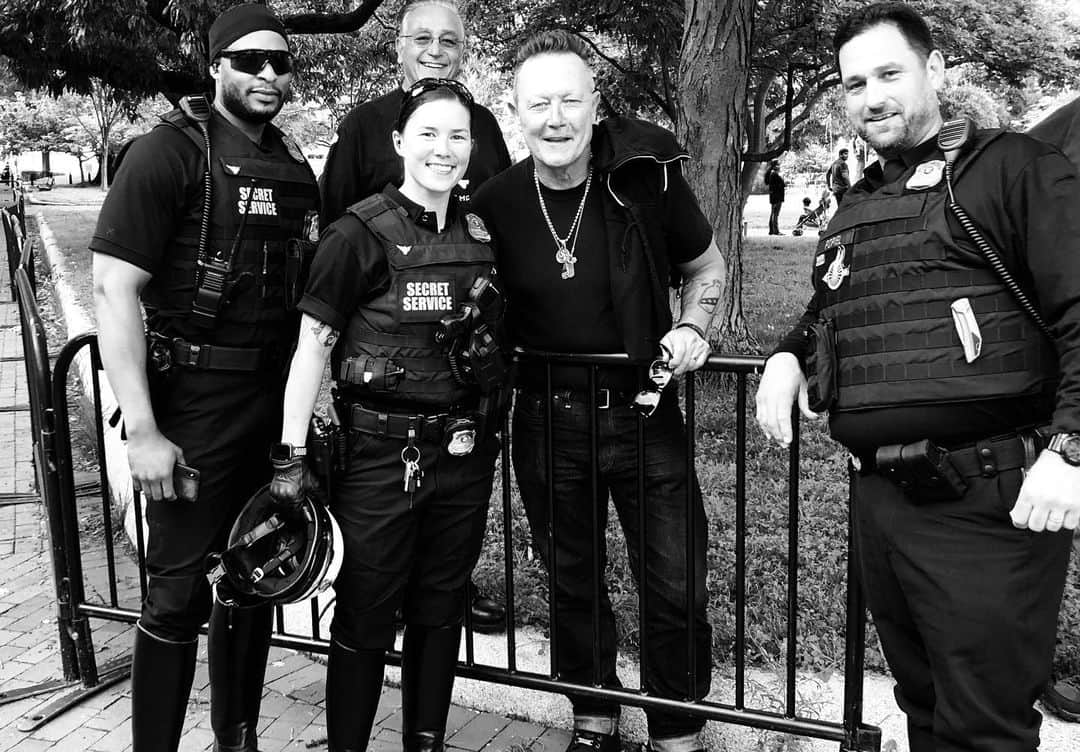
[792,192,831,236]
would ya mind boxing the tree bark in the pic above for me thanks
[677,0,755,350]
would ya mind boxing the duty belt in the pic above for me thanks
[348,404,448,441]
[853,430,1046,478]
[149,334,276,372]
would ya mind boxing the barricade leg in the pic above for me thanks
[841,469,882,752]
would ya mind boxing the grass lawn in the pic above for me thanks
[29,185,1080,678]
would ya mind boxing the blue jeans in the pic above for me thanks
[512,389,711,740]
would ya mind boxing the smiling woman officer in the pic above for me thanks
[270,79,506,752]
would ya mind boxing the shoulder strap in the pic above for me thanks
[939,118,1051,338]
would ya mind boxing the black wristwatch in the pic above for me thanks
[270,442,307,463]
[1046,433,1080,466]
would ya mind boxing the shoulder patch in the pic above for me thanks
[281,134,306,164]
[466,213,491,242]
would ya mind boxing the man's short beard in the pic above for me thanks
[221,84,284,125]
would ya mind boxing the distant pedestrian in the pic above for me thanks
[826,147,851,205]
[764,159,785,235]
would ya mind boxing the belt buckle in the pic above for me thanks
[597,388,611,410]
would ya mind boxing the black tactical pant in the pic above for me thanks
[328,424,500,650]
[141,367,283,640]
[852,467,1071,752]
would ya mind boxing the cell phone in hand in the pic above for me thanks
[172,463,200,503]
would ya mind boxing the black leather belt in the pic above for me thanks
[854,431,1045,478]
[157,336,274,372]
[348,404,448,440]
[518,386,638,410]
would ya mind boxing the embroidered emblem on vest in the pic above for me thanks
[906,160,945,190]
[823,244,849,291]
[465,213,491,242]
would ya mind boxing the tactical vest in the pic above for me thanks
[335,193,496,406]
[814,137,1057,413]
[143,104,319,347]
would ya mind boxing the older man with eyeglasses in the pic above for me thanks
[91,4,320,751]
[320,0,510,228]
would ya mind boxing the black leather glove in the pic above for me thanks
[269,443,312,509]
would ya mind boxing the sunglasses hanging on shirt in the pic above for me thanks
[218,49,295,76]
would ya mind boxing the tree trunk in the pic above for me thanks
[100,123,110,191]
[676,0,755,351]
[41,150,51,173]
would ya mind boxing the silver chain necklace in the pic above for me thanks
[533,165,592,280]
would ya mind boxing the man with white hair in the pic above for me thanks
[473,30,726,752]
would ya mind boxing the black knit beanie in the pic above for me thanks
[209,3,288,59]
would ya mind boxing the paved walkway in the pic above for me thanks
[0,212,563,752]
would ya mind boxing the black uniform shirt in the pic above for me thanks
[472,156,712,389]
[774,132,1080,448]
[298,185,450,332]
[319,87,511,229]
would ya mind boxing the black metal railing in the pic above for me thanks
[36,335,881,751]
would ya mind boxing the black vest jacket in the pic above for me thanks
[814,132,1057,413]
[593,117,689,361]
[334,193,496,406]
[144,105,319,348]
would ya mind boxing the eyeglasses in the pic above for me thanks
[218,49,295,76]
[399,33,462,51]
[631,349,674,418]
[405,77,474,108]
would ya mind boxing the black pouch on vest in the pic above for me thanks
[874,439,968,502]
[805,317,837,412]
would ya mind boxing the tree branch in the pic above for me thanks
[283,0,388,34]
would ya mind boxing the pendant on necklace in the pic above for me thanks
[554,244,576,280]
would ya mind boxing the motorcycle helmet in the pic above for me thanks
[208,484,343,607]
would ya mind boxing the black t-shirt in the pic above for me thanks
[319,87,512,229]
[473,156,713,386]
[774,132,1080,446]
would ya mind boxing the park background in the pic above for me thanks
[1,0,1080,750]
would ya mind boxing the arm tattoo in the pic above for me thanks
[683,277,724,314]
[311,321,340,347]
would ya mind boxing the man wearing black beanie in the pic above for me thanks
[91,3,319,751]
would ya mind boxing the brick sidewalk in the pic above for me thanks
[0,234,561,751]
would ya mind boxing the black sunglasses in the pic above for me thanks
[630,348,674,418]
[218,49,295,76]
[405,77,474,108]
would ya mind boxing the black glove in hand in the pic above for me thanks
[269,456,311,510]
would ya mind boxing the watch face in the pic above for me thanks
[270,443,293,463]
[1061,436,1080,466]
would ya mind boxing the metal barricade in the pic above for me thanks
[40,339,880,750]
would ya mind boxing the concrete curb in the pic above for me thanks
[36,213,141,547]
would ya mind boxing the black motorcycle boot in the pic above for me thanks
[401,623,463,752]
[209,601,274,751]
[326,639,387,752]
[131,625,198,752]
